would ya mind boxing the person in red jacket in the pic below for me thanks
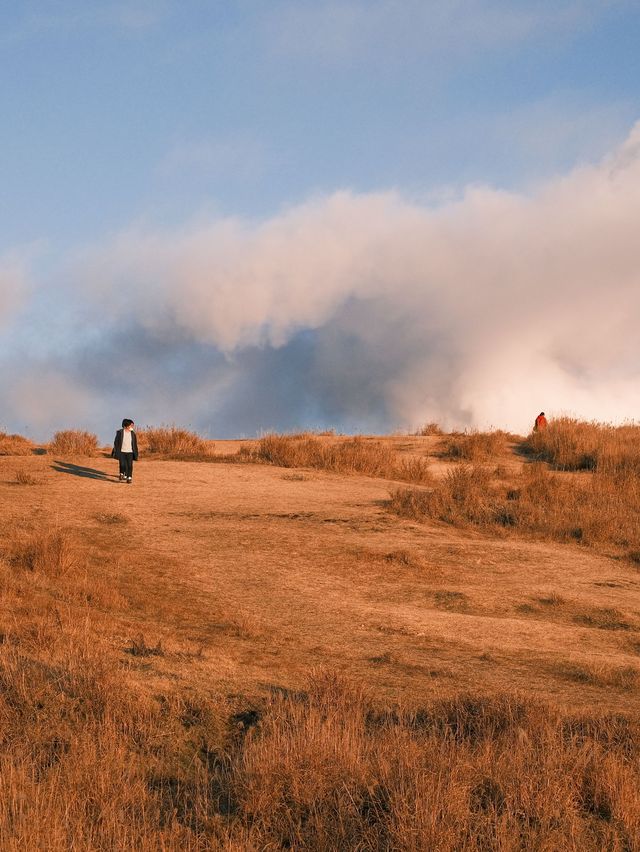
[534,412,547,432]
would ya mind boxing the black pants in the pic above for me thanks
[119,453,134,479]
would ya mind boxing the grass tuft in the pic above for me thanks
[390,456,640,554]
[523,417,640,474]
[390,466,495,526]
[9,529,82,578]
[573,607,633,631]
[443,430,511,461]
[383,549,414,566]
[49,430,99,455]
[0,431,35,456]
[94,512,128,525]
[137,426,212,458]
[126,634,164,657]
[14,470,38,485]
[553,661,640,692]
[251,433,431,483]
[434,590,469,610]
[416,422,444,436]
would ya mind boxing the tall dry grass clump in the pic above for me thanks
[391,466,495,526]
[14,469,38,485]
[136,426,212,457]
[223,674,640,850]
[390,462,640,556]
[253,434,431,484]
[524,417,640,474]
[415,422,443,436]
[9,529,83,578]
[443,429,511,461]
[49,430,99,455]
[0,431,34,455]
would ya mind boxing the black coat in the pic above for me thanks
[111,429,139,460]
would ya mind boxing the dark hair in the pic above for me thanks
[122,418,134,428]
[539,412,545,417]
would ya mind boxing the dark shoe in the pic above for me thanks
[127,477,132,483]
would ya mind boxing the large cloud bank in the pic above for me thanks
[4,123,640,439]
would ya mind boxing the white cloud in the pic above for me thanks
[57,120,640,436]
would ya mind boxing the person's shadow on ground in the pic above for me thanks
[52,461,114,481]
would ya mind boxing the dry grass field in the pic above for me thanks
[0,431,35,456]
[0,421,639,849]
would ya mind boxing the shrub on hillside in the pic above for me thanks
[416,422,444,436]
[9,529,82,578]
[15,470,38,485]
[443,430,511,461]
[49,430,98,455]
[136,426,211,457]
[0,431,34,456]
[253,433,431,484]
[390,466,495,526]
[390,462,640,554]
[524,417,640,474]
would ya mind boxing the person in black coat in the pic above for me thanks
[111,418,139,483]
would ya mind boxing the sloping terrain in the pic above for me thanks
[2,438,638,713]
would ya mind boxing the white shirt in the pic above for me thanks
[121,429,133,453]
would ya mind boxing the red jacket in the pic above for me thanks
[534,414,547,432]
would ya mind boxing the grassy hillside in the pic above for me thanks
[0,421,638,848]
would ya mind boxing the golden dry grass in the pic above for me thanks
[390,460,640,557]
[225,676,640,850]
[0,582,638,852]
[250,433,432,483]
[8,528,83,578]
[443,429,513,461]
[415,421,444,436]
[49,430,99,455]
[1,424,639,848]
[0,431,34,456]
[552,660,640,691]
[137,426,212,458]
[524,416,640,473]
[14,469,38,485]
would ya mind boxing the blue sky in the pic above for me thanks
[1,1,640,438]
[2,0,638,250]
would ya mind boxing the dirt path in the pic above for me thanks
[2,452,639,711]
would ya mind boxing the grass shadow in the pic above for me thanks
[52,461,113,481]
[512,439,542,462]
